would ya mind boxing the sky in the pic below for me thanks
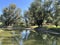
[0,0,33,14]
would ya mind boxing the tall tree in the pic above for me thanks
[27,0,53,26]
[1,4,22,26]
[53,0,60,26]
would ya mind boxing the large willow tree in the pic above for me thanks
[26,0,53,26]
[25,0,60,26]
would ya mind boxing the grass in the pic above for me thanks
[47,25,60,28]
[0,30,16,37]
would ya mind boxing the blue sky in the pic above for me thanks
[0,0,33,14]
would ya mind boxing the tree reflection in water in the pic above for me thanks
[0,37,4,45]
[19,30,30,45]
[19,39,24,45]
[52,37,57,45]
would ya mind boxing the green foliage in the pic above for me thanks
[0,0,60,27]
[53,0,60,26]
[25,0,60,26]
[26,0,53,25]
[1,4,22,26]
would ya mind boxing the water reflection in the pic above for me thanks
[20,39,24,45]
[21,30,26,39]
[0,37,4,45]
[21,30,30,40]
[0,30,60,45]
[26,30,30,40]
[52,37,57,45]
[20,30,30,45]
